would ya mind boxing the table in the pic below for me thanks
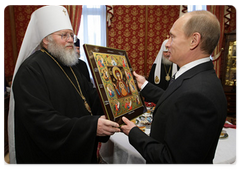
[213,128,236,164]
[100,131,146,164]
[100,127,236,164]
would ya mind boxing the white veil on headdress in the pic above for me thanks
[8,5,73,163]
[153,39,178,84]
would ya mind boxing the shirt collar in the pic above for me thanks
[175,57,210,79]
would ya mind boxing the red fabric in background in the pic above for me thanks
[4,5,237,80]
[4,5,82,79]
[14,6,43,55]
[108,6,147,76]
[4,5,43,78]
[4,6,15,78]
[146,6,179,77]
[108,5,180,77]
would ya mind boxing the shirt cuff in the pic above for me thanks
[140,80,148,91]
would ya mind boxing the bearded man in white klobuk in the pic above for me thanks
[8,5,120,164]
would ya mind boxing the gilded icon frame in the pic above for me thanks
[83,44,146,125]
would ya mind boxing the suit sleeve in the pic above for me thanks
[141,82,164,104]
[128,92,221,163]
[129,127,174,163]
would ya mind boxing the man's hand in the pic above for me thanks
[120,117,137,136]
[133,71,146,89]
[97,115,120,136]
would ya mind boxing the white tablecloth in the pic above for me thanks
[213,128,236,164]
[100,132,146,164]
[100,127,236,164]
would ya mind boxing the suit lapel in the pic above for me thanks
[153,61,214,113]
[153,75,183,112]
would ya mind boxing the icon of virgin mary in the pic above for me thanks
[112,66,131,98]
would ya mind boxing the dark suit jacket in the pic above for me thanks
[129,61,227,163]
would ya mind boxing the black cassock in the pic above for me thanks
[13,49,108,163]
[146,63,173,102]
[147,63,173,90]
[73,59,91,82]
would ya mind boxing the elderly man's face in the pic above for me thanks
[51,29,75,50]
[46,29,78,66]
[162,51,172,65]
[163,51,170,59]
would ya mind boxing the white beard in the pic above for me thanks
[47,38,78,66]
[162,56,173,65]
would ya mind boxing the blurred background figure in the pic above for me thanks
[148,39,178,90]
[73,38,91,82]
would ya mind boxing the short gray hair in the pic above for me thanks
[183,10,220,55]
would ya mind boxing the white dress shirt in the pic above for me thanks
[175,57,210,79]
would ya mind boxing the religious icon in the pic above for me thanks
[125,70,131,80]
[124,98,132,110]
[101,68,110,81]
[111,66,132,98]
[106,84,115,97]
[112,99,121,115]
[111,56,117,66]
[122,57,127,67]
[97,54,105,67]
[83,44,146,125]
[129,80,137,93]
[135,95,141,105]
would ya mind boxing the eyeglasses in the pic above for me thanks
[53,32,77,42]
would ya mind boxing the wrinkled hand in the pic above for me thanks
[97,115,120,136]
[133,71,146,89]
[120,117,137,136]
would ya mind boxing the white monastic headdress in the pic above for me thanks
[8,5,73,163]
[154,39,178,84]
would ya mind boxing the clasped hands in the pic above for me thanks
[97,115,136,136]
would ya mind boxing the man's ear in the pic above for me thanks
[42,37,49,46]
[190,32,201,50]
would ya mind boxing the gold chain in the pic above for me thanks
[164,64,171,75]
[164,64,172,81]
[41,49,92,115]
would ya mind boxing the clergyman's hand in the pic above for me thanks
[97,115,120,136]
[121,117,137,136]
[133,71,146,90]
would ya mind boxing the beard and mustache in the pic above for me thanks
[46,36,78,67]
[162,55,172,65]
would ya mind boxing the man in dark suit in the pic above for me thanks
[121,10,227,163]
